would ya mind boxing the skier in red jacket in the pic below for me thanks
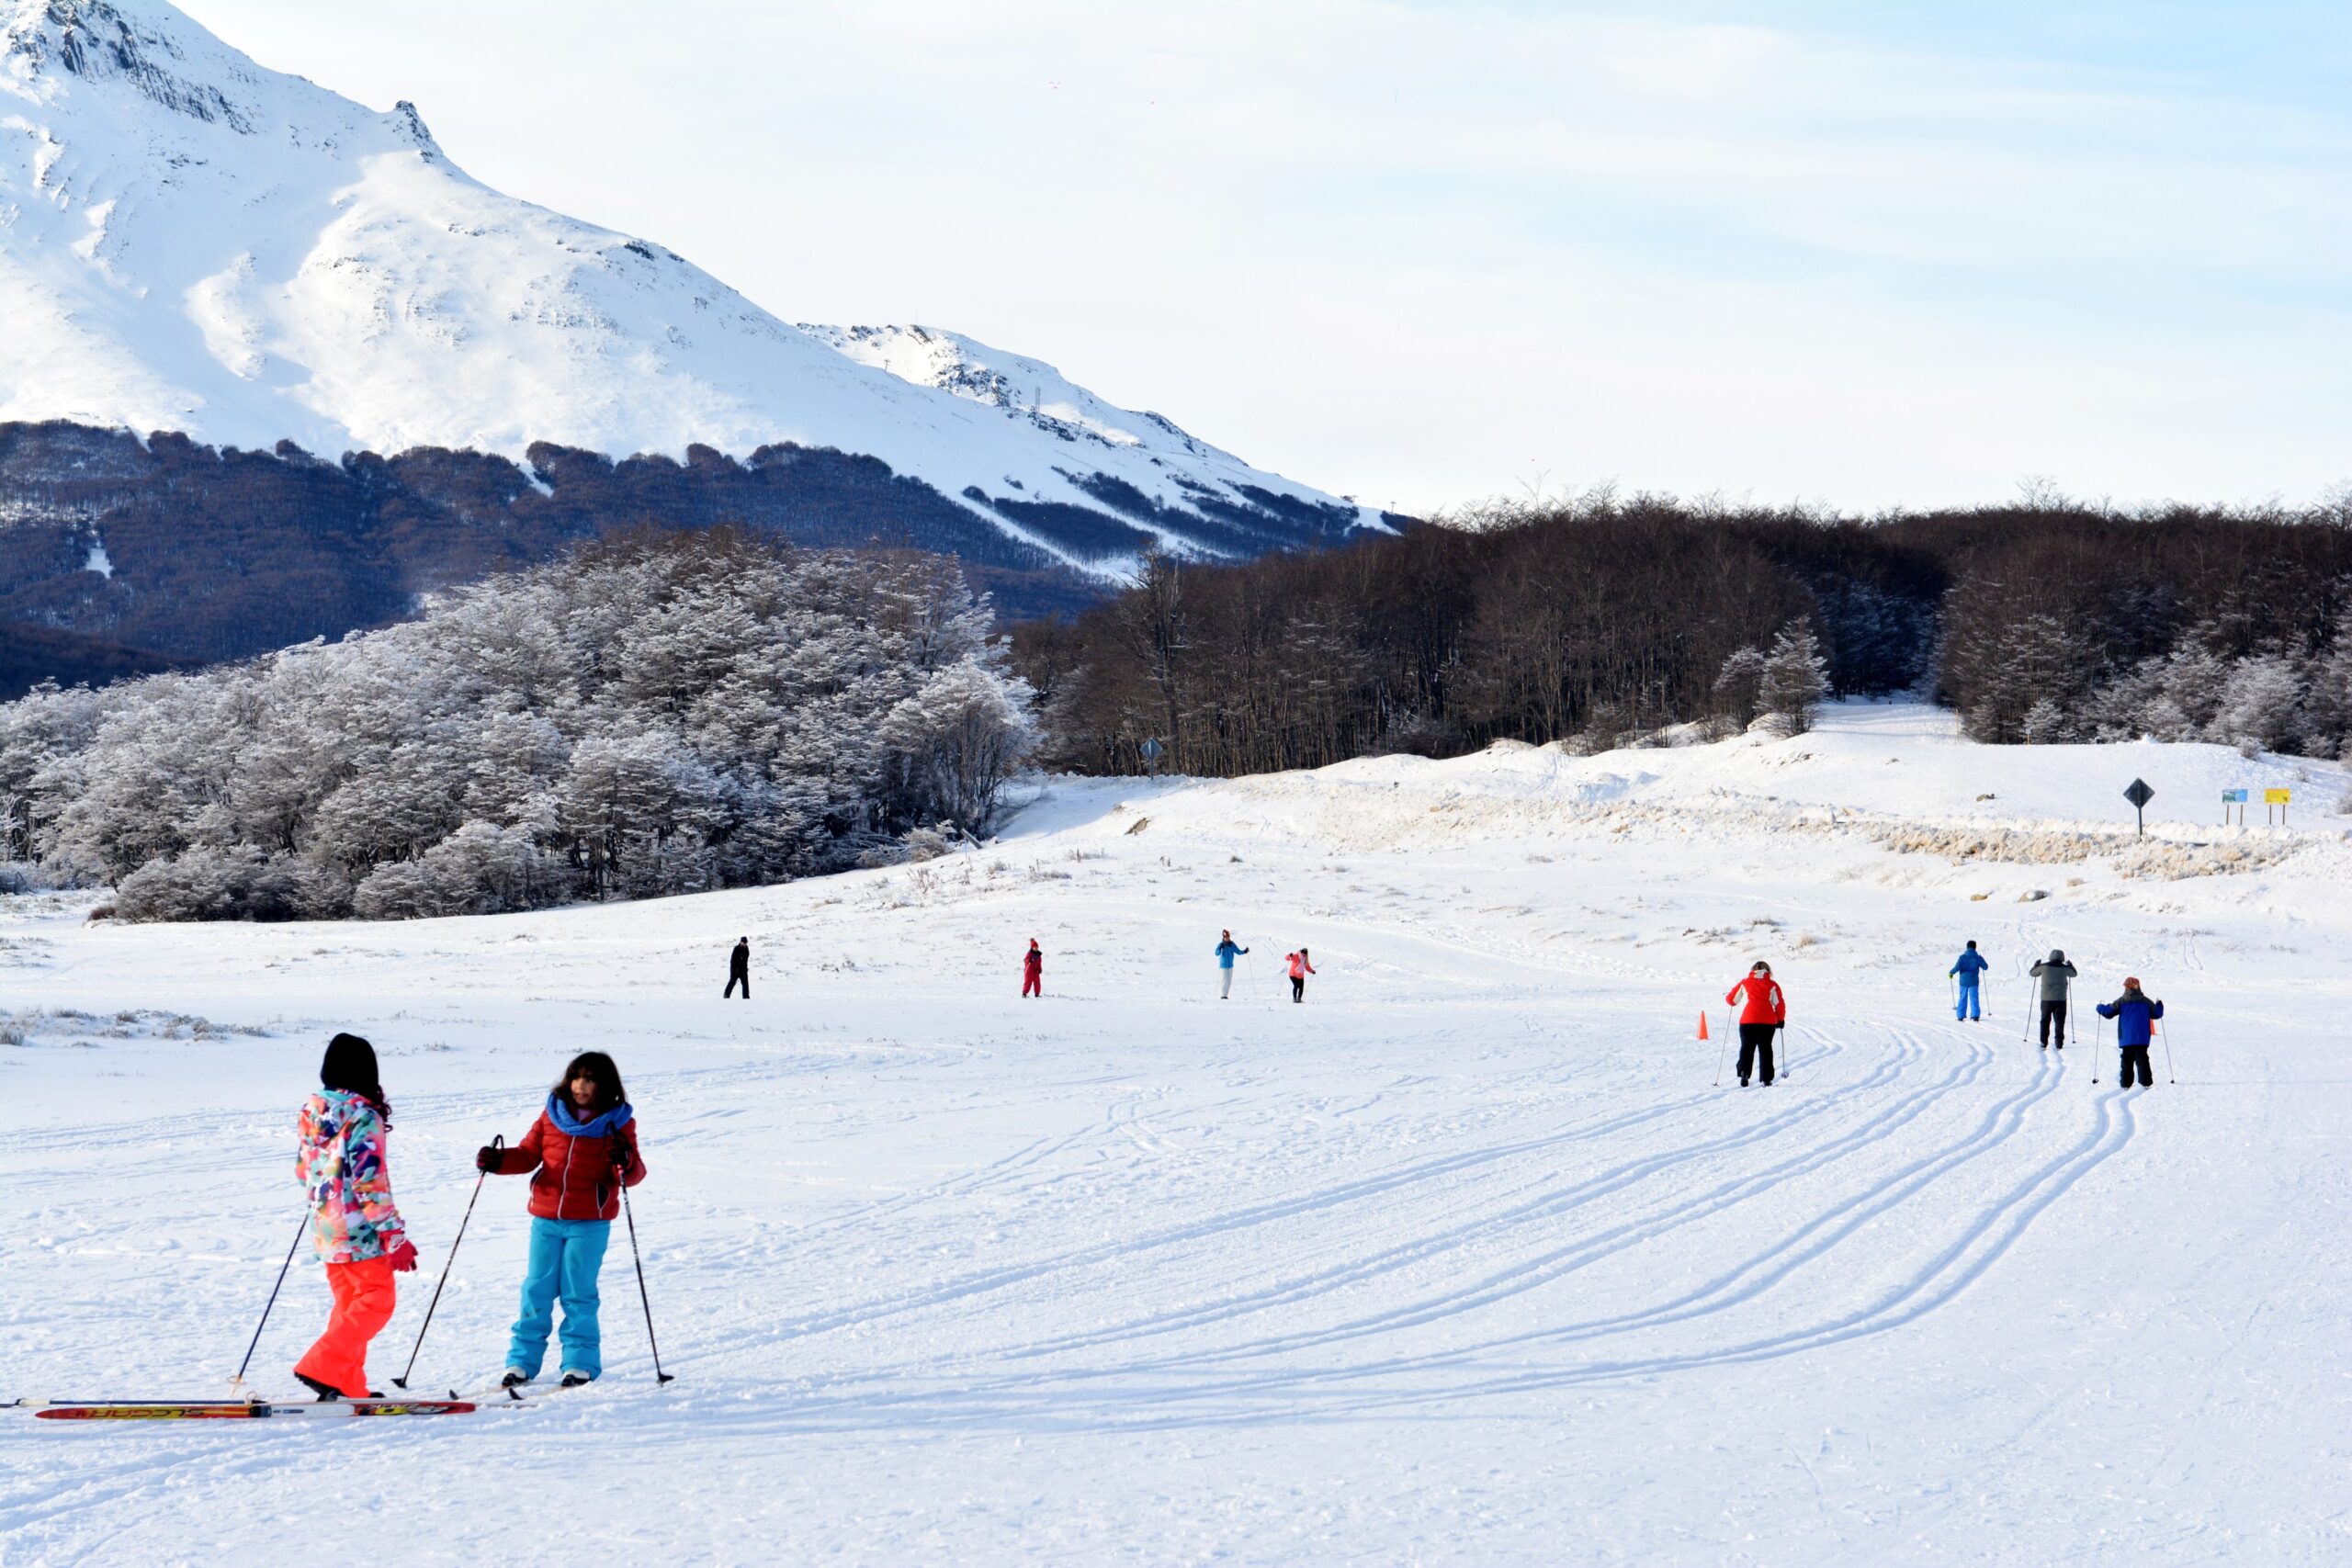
[1023,939,1043,998]
[1725,962,1787,1087]
[477,1051,646,1387]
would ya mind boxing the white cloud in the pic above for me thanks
[173,0,2352,513]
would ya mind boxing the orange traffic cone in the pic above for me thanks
[1697,1010,1710,1041]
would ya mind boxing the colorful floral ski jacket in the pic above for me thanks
[295,1089,407,1264]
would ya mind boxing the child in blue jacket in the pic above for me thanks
[2096,978,2165,1088]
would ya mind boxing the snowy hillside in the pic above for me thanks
[0,0,1382,574]
[6,702,2350,1563]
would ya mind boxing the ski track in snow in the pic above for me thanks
[3,703,2349,1565]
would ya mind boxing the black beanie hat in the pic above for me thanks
[320,1032,390,1125]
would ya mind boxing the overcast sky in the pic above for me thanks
[177,0,2350,516]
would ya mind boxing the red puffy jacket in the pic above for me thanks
[1727,976,1786,1026]
[489,1099,646,1223]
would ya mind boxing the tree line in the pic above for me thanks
[1016,491,2352,775]
[0,532,1035,920]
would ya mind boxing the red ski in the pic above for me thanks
[19,1397,477,1420]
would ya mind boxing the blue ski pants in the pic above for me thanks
[506,1216,610,1379]
[1954,978,1981,1021]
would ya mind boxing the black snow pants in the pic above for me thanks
[1290,976,1306,1003]
[2118,1044,2153,1087]
[1736,1023,1777,1085]
[2038,999,2068,1047]
[725,970,749,998]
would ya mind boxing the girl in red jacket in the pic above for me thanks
[1726,962,1786,1087]
[478,1052,645,1387]
[1023,939,1043,998]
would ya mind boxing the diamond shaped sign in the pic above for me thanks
[2123,778,2154,808]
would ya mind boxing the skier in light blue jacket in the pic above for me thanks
[1216,931,1249,999]
[1950,941,1989,1021]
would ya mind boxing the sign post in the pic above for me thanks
[2123,777,2154,837]
[1138,737,1165,775]
[2265,786,2290,826]
[2222,787,2246,827]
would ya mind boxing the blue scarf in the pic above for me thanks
[546,1091,634,1138]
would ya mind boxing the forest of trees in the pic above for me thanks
[1017,491,2352,776]
[0,533,1035,920]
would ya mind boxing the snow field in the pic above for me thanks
[4,704,2350,1564]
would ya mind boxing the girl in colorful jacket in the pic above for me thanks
[479,1051,646,1387]
[292,1032,416,1400]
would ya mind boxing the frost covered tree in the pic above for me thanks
[880,660,1039,833]
[1713,646,1767,732]
[0,532,1033,921]
[1758,626,1830,736]
[2207,655,2305,754]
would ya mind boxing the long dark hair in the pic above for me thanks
[320,1032,390,1126]
[553,1051,627,1114]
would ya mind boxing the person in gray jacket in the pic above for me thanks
[2029,950,2077,1048]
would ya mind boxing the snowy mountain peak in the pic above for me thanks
[6,0,251,129]
[799,323,1236,467]
[0,0,1385,581]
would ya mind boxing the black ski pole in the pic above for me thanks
[231,1213,310,1393]
[390,1134,499,1390]
[617,1170,675,1385]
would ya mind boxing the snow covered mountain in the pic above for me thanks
[0,0,1385,578]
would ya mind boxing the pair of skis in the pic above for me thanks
[14,1395,480,1420]
[12,1376,544,1421]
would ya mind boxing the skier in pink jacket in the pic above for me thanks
[1286,948,1317,1004]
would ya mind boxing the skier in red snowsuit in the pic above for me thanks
[1022,939,1043,998]
[1286,948,1316,1004]
[1725,961,1787,1087]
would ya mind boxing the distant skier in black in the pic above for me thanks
[2030,949,2077,1048]
[724,937,750,998]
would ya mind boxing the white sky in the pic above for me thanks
[176,0,2351,516]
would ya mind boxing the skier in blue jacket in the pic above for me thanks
[2096,977,2165,1088]
[1216,931,1249,999]
[1949,941,1989,1021]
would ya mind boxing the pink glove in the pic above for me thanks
[383,1239,419,1273]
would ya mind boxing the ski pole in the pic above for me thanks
[2158,1014,2177,1084]
[1710,1013,1730,1086]
[390,1134,499,1390]
[617,1171,674,1385]
[231,1213,310,1392]
[1778,1022,1790,1084]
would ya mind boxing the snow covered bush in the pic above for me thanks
[0,533,1032,921]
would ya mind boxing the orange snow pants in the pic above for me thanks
[292,1256,397,1397]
